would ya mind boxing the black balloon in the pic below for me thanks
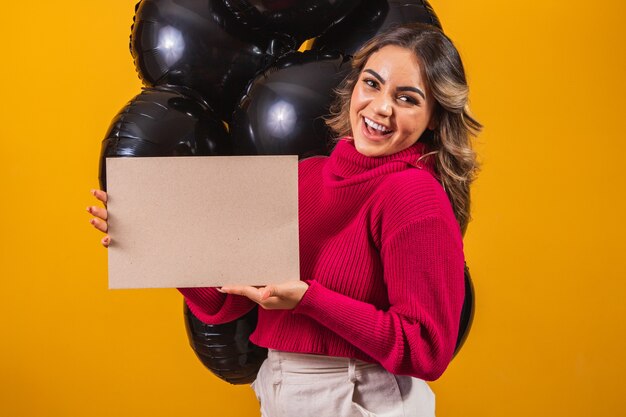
[454,264,475,357]
[99,86,231,190]
[312,0,441,56]
[184,303,268,385]
[231,50,350,158]
[222,0,361,47]
[130,0,276,121]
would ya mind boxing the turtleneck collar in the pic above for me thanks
[325,137,433,187]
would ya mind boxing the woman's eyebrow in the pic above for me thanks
[364,69,426,99]
[364,69,385,84]
[397,86,425,100]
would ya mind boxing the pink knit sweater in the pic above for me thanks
[179,138,465,381]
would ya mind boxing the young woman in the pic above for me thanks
[89,23,481,417]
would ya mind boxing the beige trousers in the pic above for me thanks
[250,350,436,417]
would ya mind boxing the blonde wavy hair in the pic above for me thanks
[326,23,482,234]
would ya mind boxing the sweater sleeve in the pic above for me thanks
[292,215,465,381]
[178,287,256,325]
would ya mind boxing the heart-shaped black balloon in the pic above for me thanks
[222,0,362,47]
[129,0,276,121]
[231,50,350,158]
[454,264,475,357]
[312,0,441,56]
[99,86,231,190]
[184,303,268,385]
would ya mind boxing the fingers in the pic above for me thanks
[219,281,307,310]
[89,217,108,233]
[91,189,108,204]
[219,285,265,303]
[219,285,282,309]
[86,205,108,221]
[88,189,110,248]
[259,286,271,301]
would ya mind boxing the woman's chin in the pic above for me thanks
[354,139,387,157]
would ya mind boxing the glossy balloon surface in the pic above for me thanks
[184,303,268,385]
[130,0,274,120]
[454,264,475,357]
[231,50,350,158]
[312,0,441,56]
[222,0,361,46]
[99,86,231,190]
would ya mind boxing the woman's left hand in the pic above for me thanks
[219,280,309,310]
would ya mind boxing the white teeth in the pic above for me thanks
[364,117,391,133]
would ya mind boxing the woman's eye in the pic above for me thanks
[363,78,378,88]
[398,95,418,105]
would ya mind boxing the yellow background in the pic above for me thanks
[1,1,625,416]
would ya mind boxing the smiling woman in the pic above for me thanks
[327,23,482,234]
[88,22,481,417]
[348,45,436,157]
[212,23,482,417]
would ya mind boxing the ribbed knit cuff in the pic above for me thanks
[178,287,226,314]
[178,287,256,325]
[292,279,324,317]
[293,280,378,338]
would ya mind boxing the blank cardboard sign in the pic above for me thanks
[105,156,299,289]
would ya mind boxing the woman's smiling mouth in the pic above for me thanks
[362,116,393,140]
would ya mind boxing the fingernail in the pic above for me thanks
[216,287,225,293]
[90,189,96,195]
[86,206,92,213]
[90,218,95,225]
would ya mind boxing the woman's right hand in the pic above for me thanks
[87,189,110,247]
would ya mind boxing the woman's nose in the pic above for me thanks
[371,93,393,117]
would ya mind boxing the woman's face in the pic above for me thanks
[349,45,436,157]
